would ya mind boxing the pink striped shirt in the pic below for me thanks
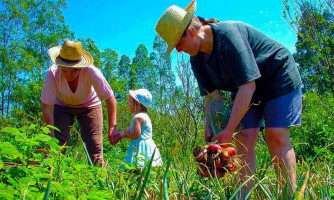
[40,65,114,108]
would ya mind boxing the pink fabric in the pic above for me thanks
[41,65,113,108]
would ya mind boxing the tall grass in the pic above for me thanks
[1,122,333,199]
[95,141,333,199]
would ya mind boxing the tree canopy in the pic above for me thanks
[283,0,334,96]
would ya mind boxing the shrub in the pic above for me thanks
[291,92,334,160]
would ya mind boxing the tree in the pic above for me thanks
[78,38,102,68]
[131,44,156,91]
[101,48,118,82]
[172,53,204,148]
[0,0,72,117]
[11,80,44,126]
[23,0,73,79]
[115,54,132,100]
[117,55,131,78]
[150,36,175,111]
[0,0,73,115]
[283,0,334,96]
[0,1,27,117]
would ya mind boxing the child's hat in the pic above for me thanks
[129,89,152,108]
[155,0,196,58]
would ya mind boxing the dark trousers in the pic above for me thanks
[54,104,104,166]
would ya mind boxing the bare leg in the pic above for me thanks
[265,127,296,195]
[234,128,259,199]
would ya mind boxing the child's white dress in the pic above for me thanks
[124,112,163,168]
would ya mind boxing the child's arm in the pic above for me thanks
[121,118,144,140]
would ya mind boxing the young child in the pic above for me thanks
[112,89,163,168]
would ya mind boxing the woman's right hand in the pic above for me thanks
[205,127,212,143]
[204,90,223,144]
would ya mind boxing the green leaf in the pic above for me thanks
[14,134,28,142]
[45,125,60,132]
[82,188,112,200]
[41,127,50,134]
[35,173,50,179]
[0,127,21,135]
[46,139,61,150]
[0,142,21,159]
[19,177,35,188]
[15,138,39,146]
[61,172,75,180]
[6,176,19,187]
[50,181,63,192]
[0,183,16,199]
[34,134,51,142]
[42,158,54,167]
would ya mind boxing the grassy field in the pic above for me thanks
[0,123,332,200]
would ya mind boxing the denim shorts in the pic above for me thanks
[240,86,302,129]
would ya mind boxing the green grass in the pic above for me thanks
[0,124,333,199]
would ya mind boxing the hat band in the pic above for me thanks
[57,55,82,64]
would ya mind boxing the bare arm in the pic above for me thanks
[225,81,255,132]
[212,81,256,143]
[42,103,55,137]
[204,89,223,142]
[105,96,117,139]
[121,118,143,140]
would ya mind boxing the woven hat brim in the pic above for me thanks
[48,46,94,68]
[166,0,196,58]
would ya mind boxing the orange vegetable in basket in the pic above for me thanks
[220,149,230,161]
[226,147,237,156]
[193,143,238,178]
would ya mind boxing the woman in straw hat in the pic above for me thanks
[41,40,117,166]
[155,0,302,196]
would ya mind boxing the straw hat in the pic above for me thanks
[129,89,153,108]
[155,1,196,57]
[48,40,93,68]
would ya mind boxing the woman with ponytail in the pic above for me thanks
[155,1,302,197]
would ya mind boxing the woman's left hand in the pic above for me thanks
[211,129,233,143]
[108,126,121,145]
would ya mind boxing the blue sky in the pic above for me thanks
[63,0,297,59]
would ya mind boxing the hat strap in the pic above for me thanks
[57,55,82,64]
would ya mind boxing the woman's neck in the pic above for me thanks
[199,25,213,56]
[67,75,79,93]
[68,75,79,83]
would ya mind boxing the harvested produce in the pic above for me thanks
[193,143,238,178]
